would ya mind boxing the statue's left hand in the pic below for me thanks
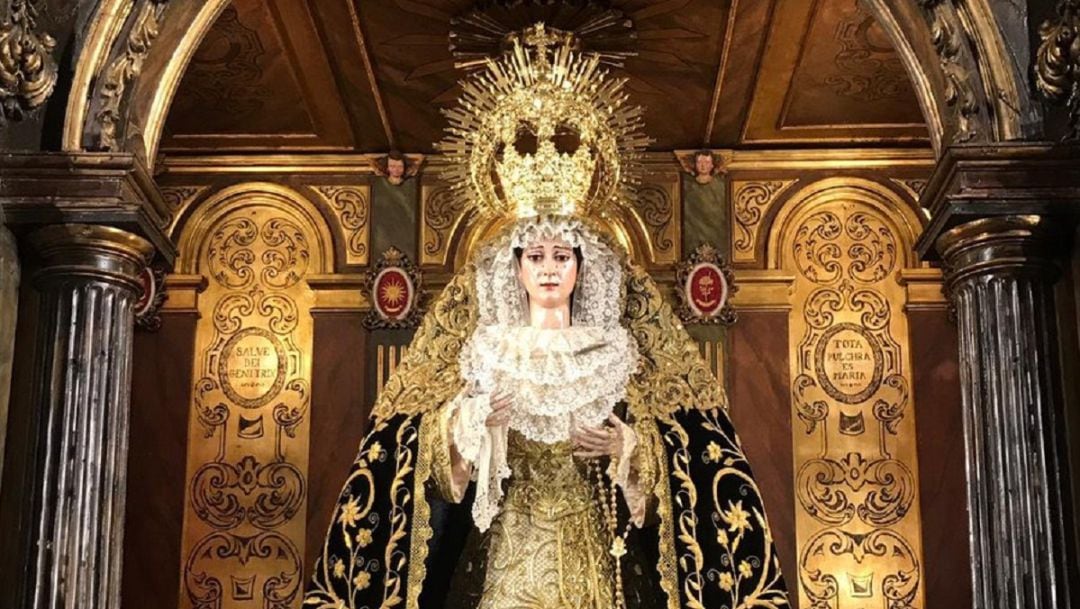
[571,413,627,459]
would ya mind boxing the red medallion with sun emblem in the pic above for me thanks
[363,247,424,329]
[686,262,728,318]
[373,267,414,320]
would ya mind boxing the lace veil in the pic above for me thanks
[471,215,626,329]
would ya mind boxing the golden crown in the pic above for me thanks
[437,23,651,220]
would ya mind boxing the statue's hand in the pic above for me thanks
[485,389,513,427]
[571,413,626,459]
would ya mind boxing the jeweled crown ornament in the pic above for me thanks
[437,23,651,219]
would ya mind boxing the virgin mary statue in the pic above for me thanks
[304,25,788,609]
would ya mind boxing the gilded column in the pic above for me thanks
[938,215,1075,609]
[17,224,153,609]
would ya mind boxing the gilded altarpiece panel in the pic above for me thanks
[780,188,925,609]
[178,190,329,609]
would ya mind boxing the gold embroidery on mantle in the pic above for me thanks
[624,265,726,420]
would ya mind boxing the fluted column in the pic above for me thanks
[17,224,153,609]
[938,215,1075,609]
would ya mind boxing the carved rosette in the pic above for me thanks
[0,0,57,122]
[937,215,1074,609]
[782,198,924,609]
[732,179,795,263]
[362,247,424,330]
[674,243,736,325]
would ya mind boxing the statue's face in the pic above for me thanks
[387,158,406,178]
[517,238,578,311]
[694,153,714,176]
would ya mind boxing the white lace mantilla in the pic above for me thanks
[449,216,641,531]
[460,324,637,443]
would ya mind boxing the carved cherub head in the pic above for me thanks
[372,151,424,185]
[676,149,723,185]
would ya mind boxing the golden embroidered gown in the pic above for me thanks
[477,430,615,609]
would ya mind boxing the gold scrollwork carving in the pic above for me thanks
[421,184,469,266]
[0,0,57,122]
[732,180,795,263]
[799,529,920,608]
[190,456,305,530]
[315,185,371,266]
[782,194,924,609]
[95,0,168,151]
[184,531,303,609]
[1035,0,1080,139]
[162,186,210,234]
[260,218,310,289]
[181,197,322,609]
[636,181,678,264]
[889,178,928,203]
[208,217,259,289]
[793,211,898,284]
[916,0,983,143]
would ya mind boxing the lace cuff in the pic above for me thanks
[606,419,647,527]
[447,391,510,532]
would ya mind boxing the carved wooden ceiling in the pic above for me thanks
[161,0,929,153]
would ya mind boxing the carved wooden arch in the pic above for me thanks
[862,0,1042,152]
[766,178,926,272]
[62,0,1038,169]
[64,0,235,162]
[175,182,336,276]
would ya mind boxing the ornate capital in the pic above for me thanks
[28,224,154,292]
[915,143,1080,258]
[0,152,175,261]
[937,216,1061,284]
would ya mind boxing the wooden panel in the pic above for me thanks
[742,0,927,144]
[164,0,353,150]
[160,0,929,152]
[123,313,198,609]
[305,314,369,575]
[729,311,798,604]
[909,310,972,609]
[783,0,924,128]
